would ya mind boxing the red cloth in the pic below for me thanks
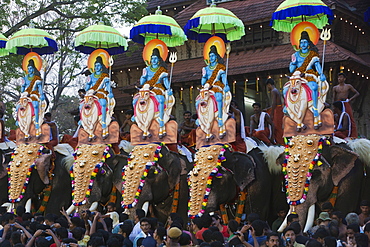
[343,102,357,138]
[45,139,58,150]
[273,105,284,145]
[221,225,230,238]
[181,129,196,147]
[252,129,271,145]
[195,227,208,240]
[231,135,246,153]
[334,130,349,139]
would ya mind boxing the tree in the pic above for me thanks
[51,95,79,135]
[0,0,147,131]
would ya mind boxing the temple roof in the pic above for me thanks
[146,0,197,12]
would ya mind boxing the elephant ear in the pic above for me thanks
[112,154,127,191]
[330,145,359,186]
[159,147,181,189]
[35,154,52,185]
[230,152,256,191]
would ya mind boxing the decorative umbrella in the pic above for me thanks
[365,7,370,25]
[271,0,334,32]
[6,28,58,55]
[0,33,9,56]
[74,22,128,55]
[130,6,187,47]
[183,2,245,43]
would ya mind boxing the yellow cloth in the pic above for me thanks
[78,235,90,247]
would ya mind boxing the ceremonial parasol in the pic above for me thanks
[130,6,187,47]
[0,33,9,56]
[183,2,245,42]
[365,7,370,25]
[74,22,128,55]
[271,0,334,32]
[6,28,58,55]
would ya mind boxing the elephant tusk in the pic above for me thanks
[66,204,76,215]
[304,204,315,233]
[277,208,291,233]
[89,202,98,212]
[1,203,13,213]
[142,201,149,216]
[25,198,32,213]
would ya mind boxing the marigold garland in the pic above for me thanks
[7,145,45,203]
[121,142,164,209]
[70,144,112,206]
[282,137,330,205]
[188,144,229,219]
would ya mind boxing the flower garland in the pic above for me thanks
[121,142,164,209]
[70,144,112,206]
[282,137,330,205]
[188,144,229,219]
[7,145,45,203]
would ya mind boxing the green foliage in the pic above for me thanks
[52,95,79,135]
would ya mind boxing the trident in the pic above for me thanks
[169,52,177,85]
[320,28,331,74]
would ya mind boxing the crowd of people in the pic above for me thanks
[0,200,369,247]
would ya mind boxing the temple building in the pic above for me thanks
[112,0,370,137]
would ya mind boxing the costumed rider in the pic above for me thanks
[85,56,114,133]
[287,31,326,118]
[200,45,230,131]
[250,102,274,146]
[137,48,172,134]
[19,59,45,133]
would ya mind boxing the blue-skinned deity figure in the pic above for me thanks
[286,31,326,117]
[85,56,114,130]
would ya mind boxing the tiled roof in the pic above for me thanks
[114,42,145,68]
[169,41,370,83]
[174,0,281,27]
[147,0,196,10]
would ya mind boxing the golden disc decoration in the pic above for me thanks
[203,36,226,64]
[142,39,168,65]
[87,49,110,72]
[22,52,42,74]
[290,22,319,50]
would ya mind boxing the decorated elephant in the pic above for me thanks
[120,143,192,223]
[188,144,274,220]
[2,143,73,214]
[276,135,368,232]
[66,144,127,214]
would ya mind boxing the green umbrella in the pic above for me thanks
[271,0,334,32]
[184,3,245,42]
[0,33,9,56]
[6,28,58,55]
[74,22,128,55]
[130,7,187,47]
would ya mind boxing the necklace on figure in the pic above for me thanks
[150,66,159,72]
[299,50,309,58]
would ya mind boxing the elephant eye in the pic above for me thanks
[307,140,314,146]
